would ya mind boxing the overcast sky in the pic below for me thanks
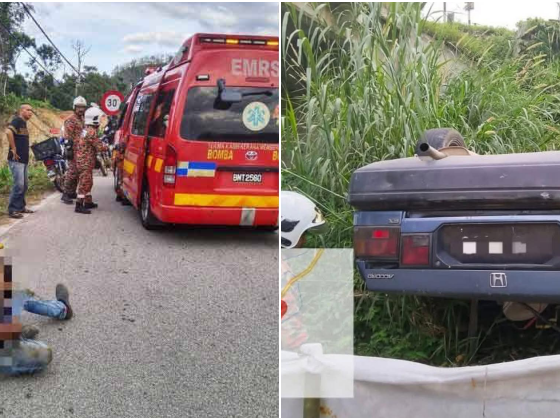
[17,2,279,77]
[426,2,560,28]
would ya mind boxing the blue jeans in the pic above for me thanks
[8,160,28,214]
[12,290,67,319]
[24,298,67,320]
[11,291,67,320]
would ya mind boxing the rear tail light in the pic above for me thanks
[354,227,399,259]
[43,159,54,167]
[163,145,177,187]
[401,235,431,266]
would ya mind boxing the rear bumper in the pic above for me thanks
[153,203,278,227]
[357,262,560,302]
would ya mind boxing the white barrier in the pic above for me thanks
[282,352,560,417]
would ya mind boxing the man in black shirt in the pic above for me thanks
[5,104,35,219]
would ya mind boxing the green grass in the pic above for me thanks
[282,2,560,366]
[423,20,516,66]
[0,93,54,115]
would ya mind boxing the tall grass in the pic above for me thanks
[423,21,516,65]
[282,2,560,365]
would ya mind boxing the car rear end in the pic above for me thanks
[350,152,560,302]
[355,212,560,302]
[152,34,279,227]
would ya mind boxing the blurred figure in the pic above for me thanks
[280,191,327,349]
[1,284,73,376]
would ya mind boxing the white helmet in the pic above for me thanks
[73,96,87,108]
[281,191,326,248]
[84,107,104,126]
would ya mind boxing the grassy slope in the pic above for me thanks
[282,3,560,366]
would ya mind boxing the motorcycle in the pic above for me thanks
[95,129,114,177]
[32,137,67,192]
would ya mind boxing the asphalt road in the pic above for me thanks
[0,175,279,417]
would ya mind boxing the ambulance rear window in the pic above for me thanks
[180,87,278,143]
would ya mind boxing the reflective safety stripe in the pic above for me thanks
[123,159,135,174]
[187,169,215,177]
[154,158,163,173]
[146,155,153,168]
[174,194,278,208]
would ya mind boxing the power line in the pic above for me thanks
[4,7,123,106]
[18,3,120,100]
[1,17,117,106]
[0,22,82,108]
[19,2,81,77]
[0,22,57,80]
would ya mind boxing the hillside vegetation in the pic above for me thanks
[282,2,560,366]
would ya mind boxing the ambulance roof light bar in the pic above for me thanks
[170,33,278,69]
[199,37,278,47]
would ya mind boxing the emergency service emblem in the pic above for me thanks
[242,101,270,132]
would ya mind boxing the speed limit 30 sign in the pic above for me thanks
[101,90,125,116]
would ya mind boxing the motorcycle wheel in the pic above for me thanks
[54,173,64,193]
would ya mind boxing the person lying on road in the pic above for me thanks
[1,284,73,375]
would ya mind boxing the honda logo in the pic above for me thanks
[245,151,258,161]
[490,273,507,288]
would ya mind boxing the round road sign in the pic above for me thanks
[101,90,125,116]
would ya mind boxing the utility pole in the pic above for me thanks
[465,2,474,26]
[443,2,447,23]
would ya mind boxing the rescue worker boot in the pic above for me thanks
[74,199,91,215]
[84,200,98,209]
[55,283,73,320]
[68,192,77,199]
[61,193,73,204]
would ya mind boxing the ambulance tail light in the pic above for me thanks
[354,227,399,260]
[163,145,177,187]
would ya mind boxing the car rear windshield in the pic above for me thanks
[180,87,278,143]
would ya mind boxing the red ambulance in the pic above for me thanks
[113,33,279,230]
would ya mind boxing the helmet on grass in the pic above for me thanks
[280,191,326,249]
